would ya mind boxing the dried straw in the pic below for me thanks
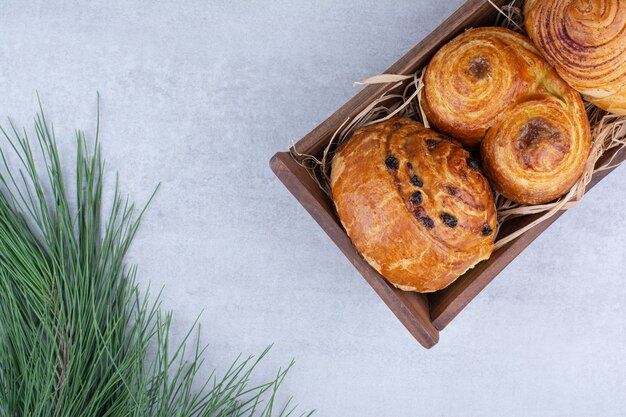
[290,0,626,251]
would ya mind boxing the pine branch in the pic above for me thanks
[0,98,312,417]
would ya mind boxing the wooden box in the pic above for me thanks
[269,0,625,348]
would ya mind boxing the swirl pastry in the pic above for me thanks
[525,0,626,114]
[422,27,591,204]
[330,117,497,293]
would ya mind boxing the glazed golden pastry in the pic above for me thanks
[330,118,497,293]
[422,27,591,204]
[525,0,626,115]
[422,27,538,147]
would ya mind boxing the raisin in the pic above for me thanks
[409,191,423,205]
[426,139,438,150]
[445,186,457,196]
[441,213,458,228]
[410,175,423,187]
[421,217,435,229]
[393,121,402,129]
[467,157,480,170]
[482,224,493,236]
[385,156,399,171]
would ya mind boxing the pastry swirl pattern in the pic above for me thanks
[525,0,626,114]
[422,27,591,204]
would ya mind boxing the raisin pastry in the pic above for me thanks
[525,0,626,115]
[421,27,591,204]
[330,117,497,293]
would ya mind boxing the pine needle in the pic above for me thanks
[0,98,312,417]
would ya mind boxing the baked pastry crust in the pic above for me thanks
[422,27,539,147]
[422,27,591,204]
[330,118,497,293]
[525,0,626,114]
[481,94,591,204]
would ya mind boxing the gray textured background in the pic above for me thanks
[1,1,625,416]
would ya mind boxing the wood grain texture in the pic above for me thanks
[271,0,625,347]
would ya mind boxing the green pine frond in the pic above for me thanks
[0,98,311,417]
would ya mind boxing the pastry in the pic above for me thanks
[481,94,591,205]
[422,27,591,204]
[422,27,537,147]
[525,0,626,114]
[330,117,497,293]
